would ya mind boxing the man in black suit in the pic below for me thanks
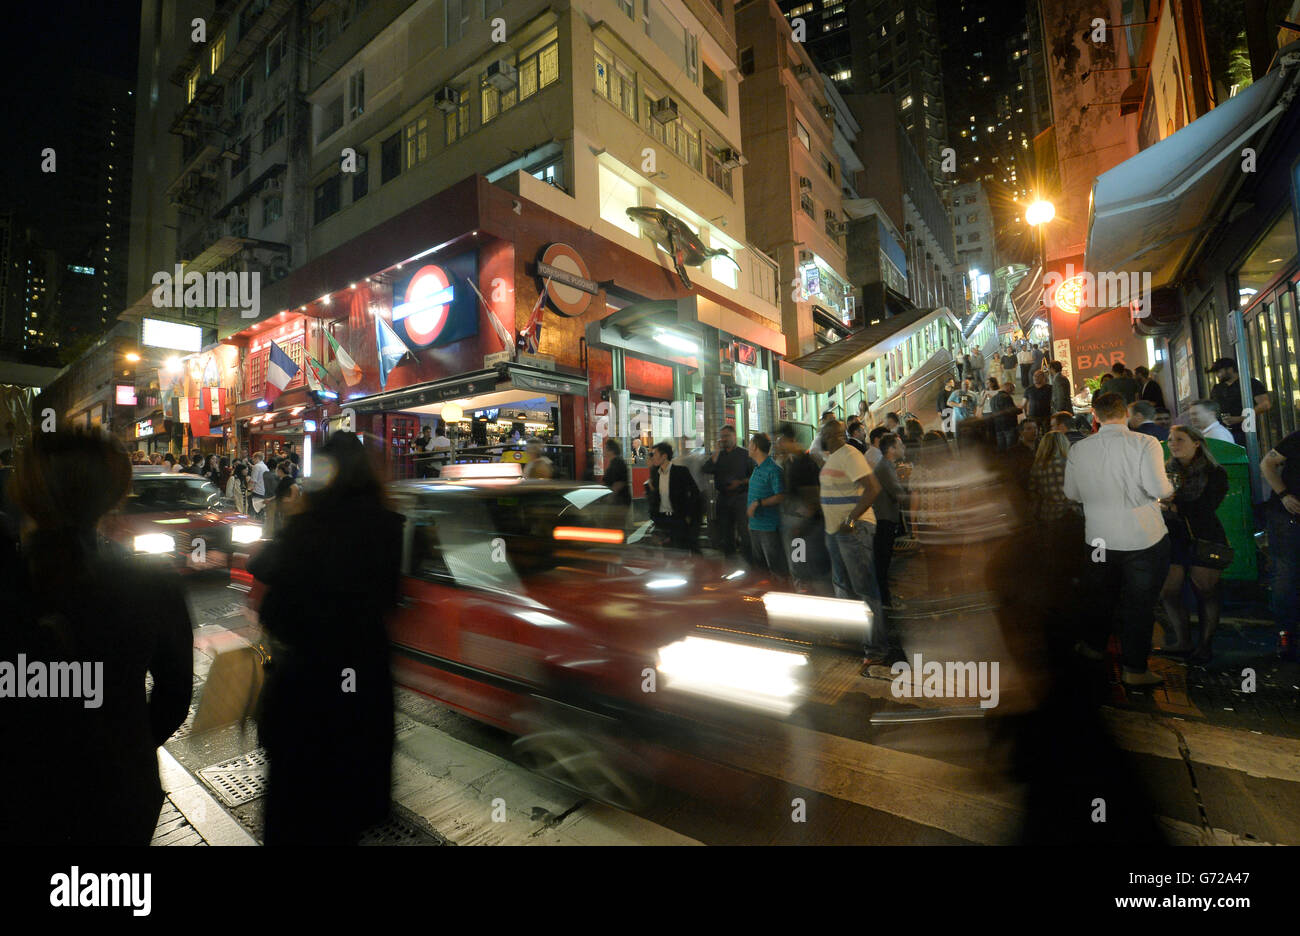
[645,442,701,551]
[1127,400,1169,441]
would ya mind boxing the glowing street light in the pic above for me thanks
[1025,199,1055,226]
[124,351,141,363]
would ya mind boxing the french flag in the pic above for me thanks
[263,339,300,405]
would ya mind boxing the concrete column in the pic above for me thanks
[701,324,723,450]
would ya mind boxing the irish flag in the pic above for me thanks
[325,330,363,386]
[263,339,300,405]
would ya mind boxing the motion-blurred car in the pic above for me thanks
[237,464,869,809]
[103,467,263,574]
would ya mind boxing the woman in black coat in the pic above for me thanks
[0,429,193,845]
[249,432,403,844]
[1158,425,1230,665]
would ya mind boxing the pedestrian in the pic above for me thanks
[524,439,554,479]
[937,377,956,433]
[947,378,977,429]
[1000,347,1018,387]
[1006,420,1039,489]
[1064,392,1173,686]
[249,432,401,845]
[817,419,889,671]
[1022,370,1054,434]
[702,424,752,559]
[1135,366,1166,410]
[1262,428,1300,660]
[991,381,1021,451]
[602,438,631,510]
[1103,361,1141,404]
[249,451,270,518]
[150,452,164,465]
[745,433,787,576]
[866,426,888,468]
[960,351,971,383]
[776,423,827,594]
[979,376,1000,419]
[1208,357,1271,446]
[0,428,193,845]
[1017,344,1035,389]
[1128,400,1169,441]
[162,451,176,472]
[1049,360,1072,415]
[1027,431,1077,524]
[904,417,924,447]
[227,463,250,514]
[872,432,912,610]
[970,347,985,387]
[645,441,702,551]
[1157,425,1229,665]
[845,417,868,453]
[1031,342,1045,376]
[1189,399,1236,444]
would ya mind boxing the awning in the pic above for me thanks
[780,306,961,393]
[1084,53,1300,321]
[1008,264,1044,330]
[346,363,588,414]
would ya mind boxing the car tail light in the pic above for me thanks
[552,526,624,544]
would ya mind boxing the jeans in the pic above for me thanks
[749,528,787,576]
[1080,534,1171,672]
[874,518,901,607]
[1019,364,1032,388]
[1267,502,1300,638]
[781,512,829,589]
[825,524,889,656]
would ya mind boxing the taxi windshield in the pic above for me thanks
[125,477,224,513]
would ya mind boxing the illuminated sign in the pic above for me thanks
[1053,275,1088,316]
[142,317,203,352]
[733,361,769,391]
[135,419,155,438]
[389,252,479,348]
[116,385,137,406]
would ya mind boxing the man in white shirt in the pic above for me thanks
[1189,400,1237,445]
[249,451,270,508]
[818,419,889,671]
[1064,391,1173,685]
[1017,345,1036,389]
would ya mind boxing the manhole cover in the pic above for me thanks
[359,810,446,846]
[169,704,199,742]
[198,749,270,807]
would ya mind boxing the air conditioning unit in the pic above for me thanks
[798,175,812,190]
[485,58,518,91]
[717,148,745,169]
[650,96,679,124]
[827,220,846,236]
[798,250,814,264]
[434,86,460,113]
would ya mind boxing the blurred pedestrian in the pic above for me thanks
[1128,400,1168,441]
[1017,344,1035,388]
[249,432,402,845]
[227,463,250,515]
[745,433,786,576]
[1064,392,1173,686]
[602,438,631,511]
[1024,370,1054,433]
[1135,365,1165,410]
[1262,429,1300,660]
[702,424,752,559]
[1049,360,1072,415]
[1158,426,1229,665]
[873,432,912,610]
[524,439,554,479]
[0,428,193,845]
[777,423,827,593]
[992,380,1021,451]
[845,418,867,453]
[1189,399,1235,444]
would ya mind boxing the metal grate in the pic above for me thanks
[359,809,446,846]
[198,749,270,807]
[169,704,200,742]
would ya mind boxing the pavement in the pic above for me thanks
[144,542,1300,847]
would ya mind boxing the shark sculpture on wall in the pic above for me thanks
[625,206,741,289]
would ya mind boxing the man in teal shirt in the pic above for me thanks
[746,432,786,575]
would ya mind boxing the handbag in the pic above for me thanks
[1183,517,1234,570]
[192,643,267,736]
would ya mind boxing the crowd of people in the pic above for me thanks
[126,447,305,533]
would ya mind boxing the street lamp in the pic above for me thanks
[124,351,140,363]
[1025,199,1055,226]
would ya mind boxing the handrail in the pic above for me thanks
[869,351,959,424]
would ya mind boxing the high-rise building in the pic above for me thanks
[776,0,950,188]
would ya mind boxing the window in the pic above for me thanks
[237,67,255,109]
[617,0,633,17]
[317,95,344,142]
[955,235,963,245]
[229,137,251,176]
[381,132,400,182]
[444,95,469,145]
[895,10,904,23]
[900,94,912,110]
[517,29,559,101]
[484,0,504,12]
[187,69,198,104]
[966,195,977,204]
[348,71,365,121]
[266,29,285,77]
[801,192,814,218]
[262,195,282,227]
[594,43,636,120]
[262,106,285,148]
[405,114,431,164]
[702,62,726,113]
[314,175,342,224]
[795,120,810,150]
[482,62,519,124]
[532,158,563,189]
[313,19,330,52]
[445,0,470,45]
[211,34,225,73]
[740,47,754,75]
[821,153,835,181]
[352,151,369,201]
[705,148,733,195]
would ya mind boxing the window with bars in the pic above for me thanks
[406,114,430,165]
[705,149,732,195]
[444,97,469,145]
[800,192,814,218]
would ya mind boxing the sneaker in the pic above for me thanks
[1121,669,1164,687]
[1073,640,1104,661]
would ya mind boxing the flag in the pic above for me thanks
[178,396,190,424]
[325,330,363,386]
[375,314,412,389]
[464,275,514,351]
[303,353,333,393]
[264,339,300,405]
[517,277,551,355]
[190,399,210,439]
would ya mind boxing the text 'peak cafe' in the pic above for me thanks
[243,174,788,484]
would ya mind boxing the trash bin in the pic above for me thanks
[1162,438,1257,581]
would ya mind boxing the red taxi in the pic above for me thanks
[241,464,870,809]
[103,467,263,574]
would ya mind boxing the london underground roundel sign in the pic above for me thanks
[395,264,454,346]
[538,243,596,318]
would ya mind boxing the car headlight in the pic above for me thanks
[656,636,808,717]
[230,524,262,545]
[761,591,873,635]
[133,533,175,554]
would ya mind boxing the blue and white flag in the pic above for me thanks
[376,313,412,388]
[264,340,300,405]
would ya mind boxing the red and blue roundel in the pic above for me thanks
[393,264,455,347]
